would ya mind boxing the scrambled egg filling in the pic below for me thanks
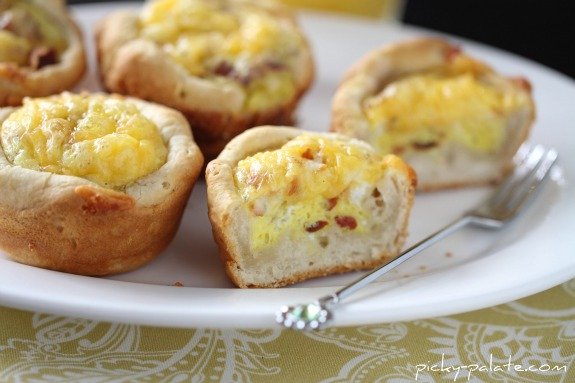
[0,0,68,67]
[234,134,394,251]
[0,93,168,189]
[139,0,303,111]
[363,56,531,154]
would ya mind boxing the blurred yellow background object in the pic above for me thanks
[279,0,403,20]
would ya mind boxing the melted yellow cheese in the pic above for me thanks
[363,57,530,153]
[0,93,168,189]
[139,0,302,111]
[234,134,396,251]
[0,0,68,66]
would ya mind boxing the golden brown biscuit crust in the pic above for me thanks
[0,95,204,275]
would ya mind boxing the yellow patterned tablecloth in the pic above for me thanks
[1,280,573,382]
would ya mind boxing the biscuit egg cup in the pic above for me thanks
[331,38,535,191]
[0,0,86,106]
[95,0,315,160]
[206,126,416,288]
[0,93,203,276]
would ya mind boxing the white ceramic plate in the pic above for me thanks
[1,3,574,329]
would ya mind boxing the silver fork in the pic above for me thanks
[276,144,559,330]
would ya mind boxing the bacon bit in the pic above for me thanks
[412,141,438,150]
[29,46,57,69]
[446,45,462,61]
[241,60,286,84]
[213,61,234,76]
[326,197,338,210]
[265,60,285,71]
[223,60,286,85]
[335,215,357,230]
[287,178,299,196]
[512,76,532,92]
[305,220,328,233]
[391,146,405,155]
[301,148,314,160]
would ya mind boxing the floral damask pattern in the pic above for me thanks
[1,280,574,383]
[0,317,282,383]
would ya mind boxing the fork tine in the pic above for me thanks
[487,144,545,207]
[495,149,557,217]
